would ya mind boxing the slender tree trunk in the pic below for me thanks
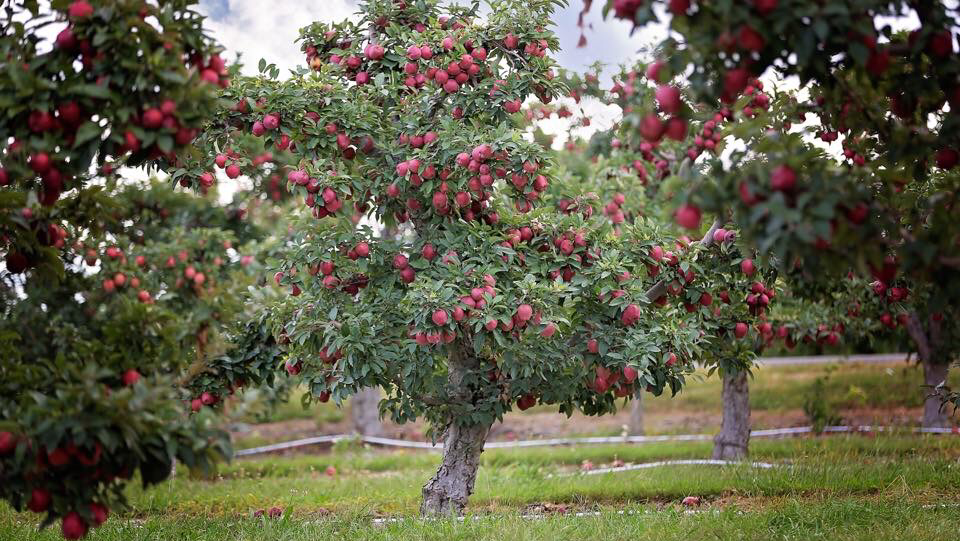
[922,359,950,429]
[420,345,491,516]
[905,312,952,428]
[350,387,384,437]
[628,393,644,436]
[712,369,750,460]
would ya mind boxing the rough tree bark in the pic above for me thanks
[905,312,952,428]
[712,369,750,460]
[420,346,492,516]
[922,359,950,429]
[350,387,384,437]
[628,393,645,436]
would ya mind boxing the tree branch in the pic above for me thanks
[904,311,931,362]
[644,218,723,303]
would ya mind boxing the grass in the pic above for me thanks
[6,360,959,539]
[3,434,960,540]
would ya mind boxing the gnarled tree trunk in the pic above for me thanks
[350,387,384,437]
[420,420,491,515]
[628,393,645,436]
[712,369,750,460]
[922,359,950,429]
[420,345,491,516]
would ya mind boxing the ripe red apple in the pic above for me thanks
[0,431,15,455]
[200,391,217,406]
[516,304,533,322]
[734,322,749,339]
[753,0,777,15]
[623,365,638,383]
[67,1,94,19]
[355,242,370,257]
[639,113,665,142]
[655,85,682,113]
[740,258,756,276]
[142,108,163,129]
[621,304,641,326]
[190,398,202,412]
[517,394,536,411]
[27,488,51,513]
[587,339,599,354]
[89,502,108,527]
[325,465,337,477]
[225,164,241,179]
[61,512,88,540]
[432,309,449,326]
[422,243,436,260]
[122,369,141,386]
[674,204,701,229]
[770,164,796,191]
[540,323,556,338]
[936,148,958,169]
[665,353,677,366]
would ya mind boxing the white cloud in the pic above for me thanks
[199,0,358,75]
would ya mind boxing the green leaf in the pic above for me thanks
[73,121,102,147]
[72,84,112,99]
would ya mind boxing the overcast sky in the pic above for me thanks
[197,0,664,79]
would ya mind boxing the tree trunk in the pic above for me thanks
[350,387,384,437]
[628,393,644,436]
[922,359,950,429]
[420,345,491,516]
[420,420,491,516]
[905,312,952,429]
[712,369,750,460]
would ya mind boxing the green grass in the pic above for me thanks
[3,434,960,540]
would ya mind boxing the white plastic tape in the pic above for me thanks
[234,425,958,457]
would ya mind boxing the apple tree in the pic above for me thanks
[0,1,276,538]
[181,0,745,515]
[587,0,960,427]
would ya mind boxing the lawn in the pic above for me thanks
[2,433,959,540]
[5,359,958,540]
